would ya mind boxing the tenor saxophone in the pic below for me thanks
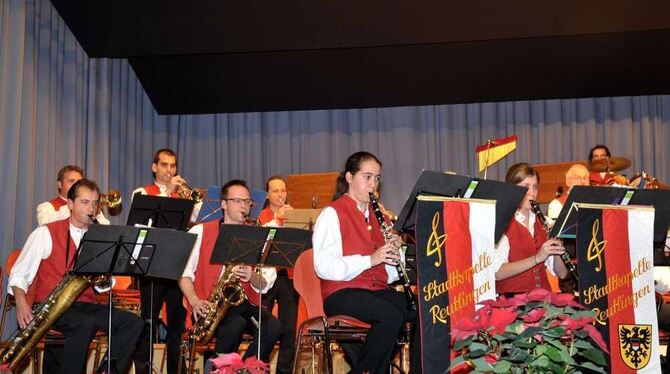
[0,273,107,371]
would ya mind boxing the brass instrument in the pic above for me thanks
[100,189,122,209]
[0,274,108,371]
[177,181,204,203]
[529,200,578,280]
[369,192,418,311]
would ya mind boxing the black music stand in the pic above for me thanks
[127,194,196,372]
[210,224,312,359]
[393,170,526,243]
[72,225,196,373]
[551,185,670,265]
[127,194,194,231]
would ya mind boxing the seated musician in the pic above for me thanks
[36,165,109,225]
[8,179,144,374]
[178,179,281,362]
[312,151,419,374]
[587,144,611,185]
[547,164,590,221]
[257,175,297,374]
[493,163,569,295]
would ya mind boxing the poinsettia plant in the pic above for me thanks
[450,289,609,373]
[209,352,269,374]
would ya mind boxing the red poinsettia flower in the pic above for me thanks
[453,306,491,339]
[549,293,582,307]
[558,314,595,332]
[581,324,609,353]
[489,308,518,335]
[526,288,552,302]
[521,307,546,323]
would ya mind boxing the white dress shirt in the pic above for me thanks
[492,211,555,275]
[36,196,110,226]
[312,206,400,283]
[182,223,276,294]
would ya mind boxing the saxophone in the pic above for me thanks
[0,273,107,371]
[188,265,246,344]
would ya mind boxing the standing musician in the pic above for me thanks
[179,179,281,362]
[131,148,200,374]
[8,179,144,373]
[588,144,612,185]
[36,165,109,226]
[312,151,420,374]
[493,163,569,295]
[258,175,296,374]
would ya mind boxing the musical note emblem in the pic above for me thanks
[426,212,448,267]
[586,219,607,272]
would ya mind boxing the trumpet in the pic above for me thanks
[177,181,204,203]
[100,190,122,209]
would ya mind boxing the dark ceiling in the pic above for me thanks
[51,0,670,115]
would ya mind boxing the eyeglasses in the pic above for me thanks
[225,198,255,206]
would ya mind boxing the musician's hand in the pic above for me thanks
[190,299,210,320]
[233,265,252,282]
[277,204,293,219]
[371,242,401,266]
[15,298,33,329]
[536,238,565,263]
[167,175,185,194]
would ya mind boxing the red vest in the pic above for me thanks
[589,171,606,185]
[49,196,67,211]
[34,219,96,303]
[496,218,552,294]
[193,220,260,305]
[558,193,568,206]
[320,195,389,300]
[143,183,181,198]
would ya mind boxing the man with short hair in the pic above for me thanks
[587,144,612,185]
[547,164,590,220]
[179,179,281,362]
[131,148,201,374]
[9,179,144,374]
[36,165,109,225]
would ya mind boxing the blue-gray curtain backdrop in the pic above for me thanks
[1,0,669,300]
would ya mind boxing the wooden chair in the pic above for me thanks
[291,249,373,373]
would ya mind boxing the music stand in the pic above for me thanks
[127,193,196,371]
[73,225,196,373]
[127,194,194,231]
[283,209,321,230]
[393,170,526,243]
[211,224,312,359]
[551,186,670,265]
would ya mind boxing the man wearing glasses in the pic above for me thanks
[547,163,590,221]
[179,179,282,363]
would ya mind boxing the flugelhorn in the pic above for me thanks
[100,190,122,208]
[177,182,204,203]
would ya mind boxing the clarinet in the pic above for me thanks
[529,200,579,280]
[369,193,418,311]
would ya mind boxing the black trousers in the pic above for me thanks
[261,272,298,374]
[135,278,186,374]
[215,300,282,363]
[324,288,420,374]
[46,302,144,374]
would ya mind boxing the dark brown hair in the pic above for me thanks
[57,165,84,182]
[588,144,611,161]
[67,179,100,201]
[332,151,382,201]
[505,162,540,184]
[220,179,249,200]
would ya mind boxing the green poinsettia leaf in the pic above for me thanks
[558,346,578,365]
[453,336,474,351]
[466,349,486,359]
[547,361,566,374]
[572,339,595,351]
[530,355,550,368]
[578,361,608,374]
[512,340,537,349]
[570,310,595,319]
[471,357,494,372]
[545,338,565,350]
[447,355,466,371]
[491,359,512,373]
[519,326,543,339]
[579,348,607,366]
[535,344,547,356]
[508,348,530,363]
[469,342,490,352]
[542,327,566,338]
[544,346,563,363]
[573,329,589,339]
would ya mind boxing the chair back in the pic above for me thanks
[293,249,325,319]
[5,248,35,305]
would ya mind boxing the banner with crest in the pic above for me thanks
[576,204,660,373]
[414,196,497,373]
